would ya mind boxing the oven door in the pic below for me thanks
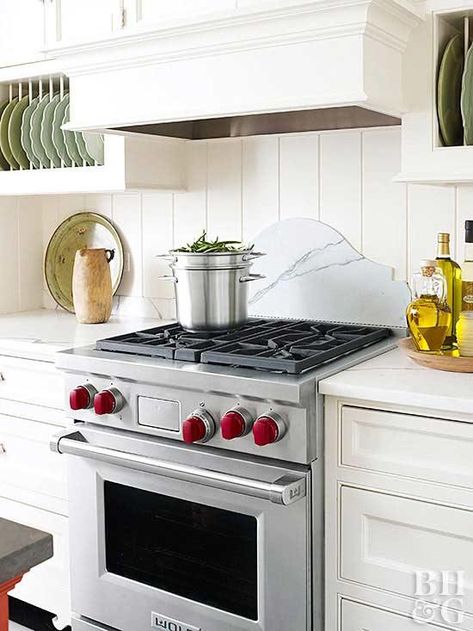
[52,424,311,631]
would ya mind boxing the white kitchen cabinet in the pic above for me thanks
[0,1,47,67]
[325,398,473,631]
[47,0,122,47]
[125,0,237,27]
[0,353,70,628]
[0,133,186,195]
[342,600,450,631]
[399,7,473,184]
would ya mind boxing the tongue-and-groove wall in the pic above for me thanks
[0,125,467,317]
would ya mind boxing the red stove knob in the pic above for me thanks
[221,408,253,440]
[182,410,215,444]
[69,385,96,411]
[94,388,124,415]
[253,412,286,446]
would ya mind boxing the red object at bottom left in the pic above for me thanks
[0,575,24,631]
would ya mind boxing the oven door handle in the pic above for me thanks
[51,430,306,506]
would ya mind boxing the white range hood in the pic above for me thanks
[54,0,423,137]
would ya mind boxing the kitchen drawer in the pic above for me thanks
[342,600,450,631]
[341,406,473,488]
[341,486,473,615]
[0,355,63,409]
[0,497,70,628]
[0,415,67,510]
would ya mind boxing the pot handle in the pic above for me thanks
[242,251,266,261]
[156,253,176,261]
[105,249,115,263]
[240,273,266,283]
[158,275,177,283]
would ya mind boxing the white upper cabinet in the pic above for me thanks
[125,0,237,28]
[0,1,47,67]
[399,5,473,184]
[47,0,121,48]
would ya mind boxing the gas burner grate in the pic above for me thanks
[96,319,391,374]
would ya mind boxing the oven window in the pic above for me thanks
[104,481,258,620]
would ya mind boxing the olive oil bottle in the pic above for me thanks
[462,221,473,312]
[436,232,461,346]
[406,260,451,352]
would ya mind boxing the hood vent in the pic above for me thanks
[115,107,400,140]
[58,1,422,137]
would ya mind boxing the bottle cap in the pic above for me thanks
[437,232,450,242]
[420,259,437,268]
[466,221,473,243]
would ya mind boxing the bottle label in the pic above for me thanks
[462,281,473,310]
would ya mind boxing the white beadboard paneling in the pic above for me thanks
[242,136,279,241]
[18,197,43,311]
[279,134,319,220]
[142,193,175,299]
[54,194,86,223]
[0,199,19,313]
[408,184,456,280]
[173,142,207,248]
[319,131,362,250]
[455,186,473,263]
[207,139,242,240]
[112,193,142,296]
[362,128,407,280]
[83,194,112,218]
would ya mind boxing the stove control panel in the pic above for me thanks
[65,375,309,463]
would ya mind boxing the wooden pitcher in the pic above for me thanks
[72,248,114,324]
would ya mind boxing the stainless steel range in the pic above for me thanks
[52,318,395,631]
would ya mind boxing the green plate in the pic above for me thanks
[83,131,104,165]
[52,93,72,167]
[30,94,54,168]
[9,95,30,169]
[0,100,11,170]
[62,104,82,166]
[75,130,94,166]
[41,94,62,168]
[462,43,473,145]
[21,96,41,169]
[439,34,464,146]
[0,98,20,169]
[44,212,124,312]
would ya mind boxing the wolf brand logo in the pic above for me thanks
[412,571,464,625]
[151,612,201,631]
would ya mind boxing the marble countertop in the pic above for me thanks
[0,309,162,362]
[319,347,473,417]
[0,517,52,584]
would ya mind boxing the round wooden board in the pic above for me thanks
[399,337,473,373]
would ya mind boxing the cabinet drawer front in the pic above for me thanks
[341,486,473,614]
[342,600,448,631]
[341,406,473,487]
[0,355,63,409]
[0,415,66,502]
[0,497,70,619]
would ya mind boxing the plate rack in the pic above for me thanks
[3,74,104,171]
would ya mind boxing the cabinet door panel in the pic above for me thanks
[341,405,473,488]
[341,486,473,615]
[0,1,45,66]
[342,600,448,631]
[134,0,236,25]
[56,0,117,45]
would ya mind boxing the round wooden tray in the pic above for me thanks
[399,337,473,373]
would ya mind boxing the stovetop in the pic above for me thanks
[96,319,391,374]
